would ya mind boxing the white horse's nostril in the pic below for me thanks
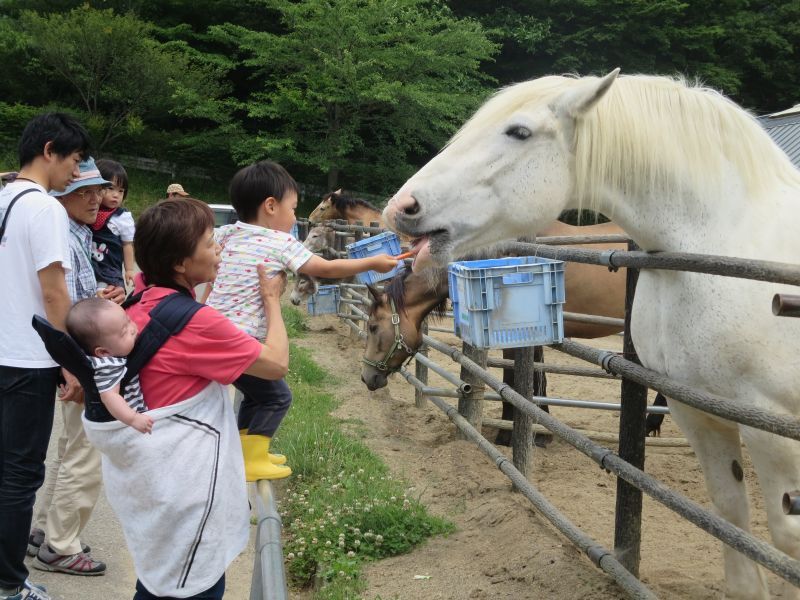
[402,197,420,216]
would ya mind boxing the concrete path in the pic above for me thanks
[27,400,257,600]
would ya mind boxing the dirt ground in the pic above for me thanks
[293,313,790,600]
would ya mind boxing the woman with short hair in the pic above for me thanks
[83,197,289,600]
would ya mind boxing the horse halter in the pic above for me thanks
[362,297,416,373]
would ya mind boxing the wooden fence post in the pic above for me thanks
[458,342,487,438]
[353,220,363,244]
[414,320,429,408]
[297,219,309,242]
[613,241,648,577]
[511,345,548,484]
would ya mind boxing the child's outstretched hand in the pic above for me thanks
[131,413,154,434]
[370,254,400,273]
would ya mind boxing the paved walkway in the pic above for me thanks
[27,399,257,600]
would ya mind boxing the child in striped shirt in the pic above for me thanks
[66,297,153,434]
[205,160,398,481]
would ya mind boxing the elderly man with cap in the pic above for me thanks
[27,157,124,578]
[165,183,189,199]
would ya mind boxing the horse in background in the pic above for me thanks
[382,71,800,599]
[308,189,384,226]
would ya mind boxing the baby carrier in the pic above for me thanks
[31,289,203,422]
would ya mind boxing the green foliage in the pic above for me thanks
[277,345,453,597]
[1,0,797,191]
[452,0,800,113]
[209,0,498,195]
[282,305,308,340]
[19,5,233,154]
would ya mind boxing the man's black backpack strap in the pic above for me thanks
[31,290,204,423]
[0,188,37,245]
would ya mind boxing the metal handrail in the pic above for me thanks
[233,389,289,600]
[250,481,288,600]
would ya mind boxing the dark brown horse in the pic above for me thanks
[308,190,384,225]
[360,221,630,445]
[361,221,628,389]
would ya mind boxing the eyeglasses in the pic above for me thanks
[74,187,103,200]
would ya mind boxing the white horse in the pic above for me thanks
[383,70,800,599]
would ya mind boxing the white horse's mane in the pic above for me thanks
[451,74,800,208]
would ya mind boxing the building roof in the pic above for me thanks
[759,105,800,168]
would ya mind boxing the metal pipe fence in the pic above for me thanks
[306,219,800,597]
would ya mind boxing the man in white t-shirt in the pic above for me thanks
[0,113,89,600]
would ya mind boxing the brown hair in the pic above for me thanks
[134,197,214,288]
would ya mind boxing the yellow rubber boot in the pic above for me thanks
[239,433,292,482]
[239,429,287,464]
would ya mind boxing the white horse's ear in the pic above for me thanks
[555,68,620,119]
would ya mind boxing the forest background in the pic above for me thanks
[1,0,798,212]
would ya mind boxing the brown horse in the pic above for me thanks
[308,190,384,225]
[361,220,628,389]
[360,221,629,446]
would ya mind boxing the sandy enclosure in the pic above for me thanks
[291,309,789,600]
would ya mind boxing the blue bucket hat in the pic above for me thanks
[50,157,111,197]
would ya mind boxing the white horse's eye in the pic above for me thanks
[505,126,532,140]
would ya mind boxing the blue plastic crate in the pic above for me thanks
[307,285,341,316]
[290,222,299,239]
[448,256,565,349]
[345,231,405,285]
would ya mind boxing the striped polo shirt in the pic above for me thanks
[89,355,145,413]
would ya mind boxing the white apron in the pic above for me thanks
[84,382,249,597]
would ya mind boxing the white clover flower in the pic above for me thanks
[338,571,345,577]
[354,540,361,547]
[297,551,303,557]
[287,552,295,560]
[390,496,396,502]
[338,540,345,548]
[376,535,384,543]
[325,540,331,547]
[311,538,318,544]
[347,551,355,557]
[358,468,364,474]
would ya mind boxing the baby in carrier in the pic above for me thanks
[66,297,153,434]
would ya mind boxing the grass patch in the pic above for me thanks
[282,305,308,339]
[275,320,453,599]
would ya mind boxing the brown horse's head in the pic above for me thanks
[361,269,449,391]
[308,189,343,223]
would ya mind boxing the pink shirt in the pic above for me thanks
[125,284,262,409]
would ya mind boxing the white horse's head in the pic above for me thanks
[384,70,620,269]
